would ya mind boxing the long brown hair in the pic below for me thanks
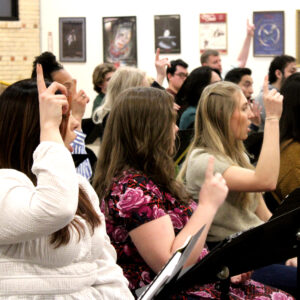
[93,87,189,206]
[178,81,256,208]
[0,79,100,247]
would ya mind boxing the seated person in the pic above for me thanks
[224,67,261,132]
[92,66,149,138]
[275,72,300,201]
[93,86,292,298]
[91,63,116,114]
[200,19,255,77]
[179,79,296,296]
[176,66,221,130]
[166,59,188,97]
[0,66,133,299]
[255,55,297,131]
[31,51,92,179]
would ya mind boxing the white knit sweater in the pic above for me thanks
[0,142,133,299]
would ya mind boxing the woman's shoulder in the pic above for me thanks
[0,169,33,188]
[280,140,300,168]
[189,148,209,160]
[186,149,232,184]
[281,139,300,154]
[189,148,231,165]
[111,169,163,198]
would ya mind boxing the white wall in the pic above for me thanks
[40,0,299,117]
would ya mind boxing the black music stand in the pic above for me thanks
[155,207,300,299]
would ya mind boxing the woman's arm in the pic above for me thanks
[155,48,170,86]
[236,19,255,68]
[222,76,283,192]
[129,157,228,273]
[0,65,78,245]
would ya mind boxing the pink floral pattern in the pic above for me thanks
[117,187,151,217]
[102,170,294,299]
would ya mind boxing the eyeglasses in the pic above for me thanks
[174,72,188,79]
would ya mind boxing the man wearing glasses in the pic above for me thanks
[166,59,188,97]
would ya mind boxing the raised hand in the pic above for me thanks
[247,19,255,37]
[249,99,262,126]
[71,81,89,125]
[199,156,228,210]
[155,48,170,85]
[263,75,283,120]
[37,63,69,142]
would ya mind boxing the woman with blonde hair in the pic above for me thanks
[179,78,296,296]
[92,66,148,126]
[93,86,292,299]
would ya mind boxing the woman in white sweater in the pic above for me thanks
[0,65,133,299]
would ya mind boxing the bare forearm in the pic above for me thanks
[156,74,165,86]
[237,35,251,67]
[171,203,217,267]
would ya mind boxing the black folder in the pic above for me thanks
[155,206,300,299]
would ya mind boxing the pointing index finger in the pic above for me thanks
[263,75,269,96]
[155,48,160,61]
[36,64,47,94]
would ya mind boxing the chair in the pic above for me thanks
[174,129,194,167]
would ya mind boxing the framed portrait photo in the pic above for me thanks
[296,10,300,66]
[59,17,86,62]
[154,15,181,54]
[253,11,284,57]
[103,16,137,67]
[199,13,227,54]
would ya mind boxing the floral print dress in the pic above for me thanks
[102,170,294,300]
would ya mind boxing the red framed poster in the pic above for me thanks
[199,13,227,54]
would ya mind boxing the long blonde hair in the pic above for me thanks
[92,66,146,124]
[178,81,255,208]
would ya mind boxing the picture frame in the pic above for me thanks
[199,13,227,54]
[0,0,18,21]
[296,10,300,66]
[59,17,86,62]
[154,15,181,54]
[103,16,137,67]
[253,11,284,57]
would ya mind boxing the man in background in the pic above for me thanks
[201,20,255,76]
[255,55,297,131]
[225,67,261,131]
[166,59,188,97]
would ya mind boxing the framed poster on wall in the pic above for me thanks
[154,15,181,54]
[199,13,227,54]
[59,17,86,62]
[0,0,18,20]
[253,11,284,57]
[296,10,300,66]
[103,16,137,67]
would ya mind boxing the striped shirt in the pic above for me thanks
[71,130,93,180]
